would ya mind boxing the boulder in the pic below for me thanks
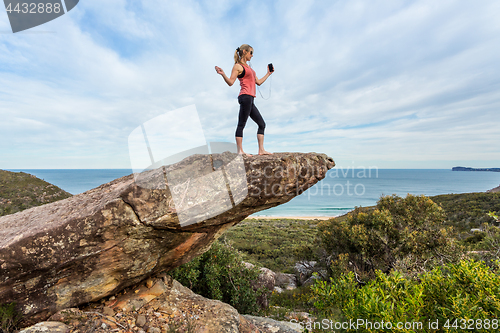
[243,262,277,308]
[35,275,300,333]
[302,274,322,288]
[275,272,297,290]
[243,264,299,297]
[294,261,317,285]
[0,152,334,325]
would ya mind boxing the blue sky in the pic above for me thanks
[1,0,499,169]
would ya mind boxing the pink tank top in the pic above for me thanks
[238,64,256,97]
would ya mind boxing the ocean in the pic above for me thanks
[7,168,500,218]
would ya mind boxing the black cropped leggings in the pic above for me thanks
[236,94,266,137]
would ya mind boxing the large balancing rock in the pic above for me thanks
[0,152,334,325]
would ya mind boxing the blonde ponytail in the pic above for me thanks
[234,44,252,64]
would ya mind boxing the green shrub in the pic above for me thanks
[311,260,500,333]
[0,303,22,333]
[169,240,264,314]
[317,194,461,281]
[466,223,500,267]
[431,193,500,231]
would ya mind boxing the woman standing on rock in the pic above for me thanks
[215,44,273,156]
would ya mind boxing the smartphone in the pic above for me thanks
[268,63,274,72]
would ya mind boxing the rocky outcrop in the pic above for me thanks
[21,274,301,333]
[0,152,334,325]
[275,272,297,291]
[487,184,500,193]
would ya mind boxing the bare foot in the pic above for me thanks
[258,150,273,155]
[238,151,253,157]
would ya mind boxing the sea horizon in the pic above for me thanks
[5,168,500,218]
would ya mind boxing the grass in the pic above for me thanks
[222,218,322,273]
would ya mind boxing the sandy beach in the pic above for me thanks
[246,215,333,220]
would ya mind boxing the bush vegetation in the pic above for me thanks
[210,193,500,329]
[0,170,72,217]
[312,260,500,333]
[0,303,22,333]
[169,240,265,315]
[431,192,500,232]
[304,193,500,333]
[316,194,462,281]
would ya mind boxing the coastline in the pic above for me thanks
[487,184,500,193]
[246,215,333,220]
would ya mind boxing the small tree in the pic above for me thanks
[318,194,460,281]
[169,240,264,314]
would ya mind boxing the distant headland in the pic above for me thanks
[452,167,500,172]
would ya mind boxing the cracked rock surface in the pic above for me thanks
[0,152,334,326]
